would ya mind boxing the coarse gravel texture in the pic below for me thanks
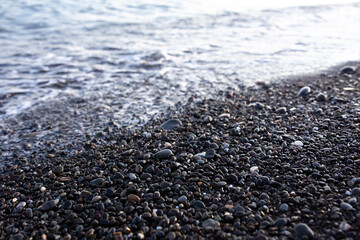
[1,64,360,239]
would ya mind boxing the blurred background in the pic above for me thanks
[0,0,359,123]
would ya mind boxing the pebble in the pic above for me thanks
[276,107,287,114]
[154,149,173,159]
[178,195,187,203]
[128,194,141,203]
[191,200,206,209]
[292,140,303,147]
[295,223,314,239]
[279,203,289,212]
[316,93,327,101]
[275,218,287,226]
[297,86,311,97]
[53,166,64,174]
[15,202,26,213]
[340,202,354,211]
[40,200,58,211]
[351,188,360,196]
[90,178,104,186]
[202,219,221,230]
[340,66,356,74]
[205,149,215,159]
[217,181,227,187]
[203,115,213,123]
[160,119,182,130]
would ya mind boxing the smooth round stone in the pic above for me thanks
[217,181,227,187]
[259,193,270,200]
[316,93,327,101]
[202,219,221,230]
[154,149,173,159]
[129,173,137,180]
[160,181,172,189]
[91,196,102,203]
[178,195,187,203]
[153,191,161,199]
[128,194,141,203]
[295,223,314,239]
[276,107,287,114]
[351,188,360,196]
[340,202,354,211]
[292,140,303,147]
[40,200,58,211]
[90,178,104,186]
[297,86,311,97]
[279,203,289,212]
[340,66,356,74]
[160,119,182,130]
[259,176,270,185]
[191,200,206,209]
[53,166,64,174]
[275,218,287,226]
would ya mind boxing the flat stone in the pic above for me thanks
[154,149,173,159]
[217,181,227,187]
[202,219,221,230]
[297,86,311,98]
[295,223,314,239]
[160,119,182,130]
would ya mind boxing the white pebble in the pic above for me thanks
[292,141,303,147]
[250,166,259,173]
[40,186,46,192]
[156,226,163,230]
[340,222,351,231]
[345,191,351,196]
[129,173,137,180]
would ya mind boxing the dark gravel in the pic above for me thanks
[0,64,360,239]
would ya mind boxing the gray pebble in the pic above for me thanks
[275,217,287,226]
[160,119,182,130]
[276,107,287,114]
[351,188,360,196]
[217,181,227,187]
[40,200,58,211]
[53,166,64,174]
[295,223,314,239]
[178,195,187,203]
[154,149,173,159]
[316,93,327,101]
[279,203,289,212]
[297,86,311,97]
[90,178,104,186]
[191,200,206,209]
[340,202,354,211]
[202,218,221,230]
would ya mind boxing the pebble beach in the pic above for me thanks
[1,63,360,239]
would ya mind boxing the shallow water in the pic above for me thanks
[0,0,359,122]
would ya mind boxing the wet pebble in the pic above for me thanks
[279,203,289,212]
[178,195,187,203]
[40,200,58,211]
[297,86,311,97]
[191,200,206,209]
[351,188,360,196]
[128,194,141,203]
[340,202,354,211]
[316,93,327,101]
[154,149,173,159]
[202,219,221,230]
[160,119,182,130]
[295,223,314,239]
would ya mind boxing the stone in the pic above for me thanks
[275,218,287,226]
[340,202,354,211]
[295,223,314,239]
[203,115,213,123]
[316,93,327,101]
[279,203,289,212]
[340,66,356,74]
[90,178,104,186]
[202,219,221,230]
[128,194,141,203]
[40,200,58,211]
[292,140,303,147]
[191,200,206,209]
[160,119,182,130]
[205,149,215,159]
[217,181,227,187]
[178,195,187,203]
[351,188,360,196]
[154,149,173,159]
[297,86,311,97]
[53,166,64,174]
[276,107,287,114]
[15,202,26,213]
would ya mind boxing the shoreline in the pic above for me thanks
[1,63,360,239]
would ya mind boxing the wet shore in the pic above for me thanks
[1,63,360,239]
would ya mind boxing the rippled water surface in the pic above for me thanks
[0,0,360,121]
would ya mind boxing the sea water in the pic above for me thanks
[0,0,359,120]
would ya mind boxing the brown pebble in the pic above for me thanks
[128,194,141,203]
